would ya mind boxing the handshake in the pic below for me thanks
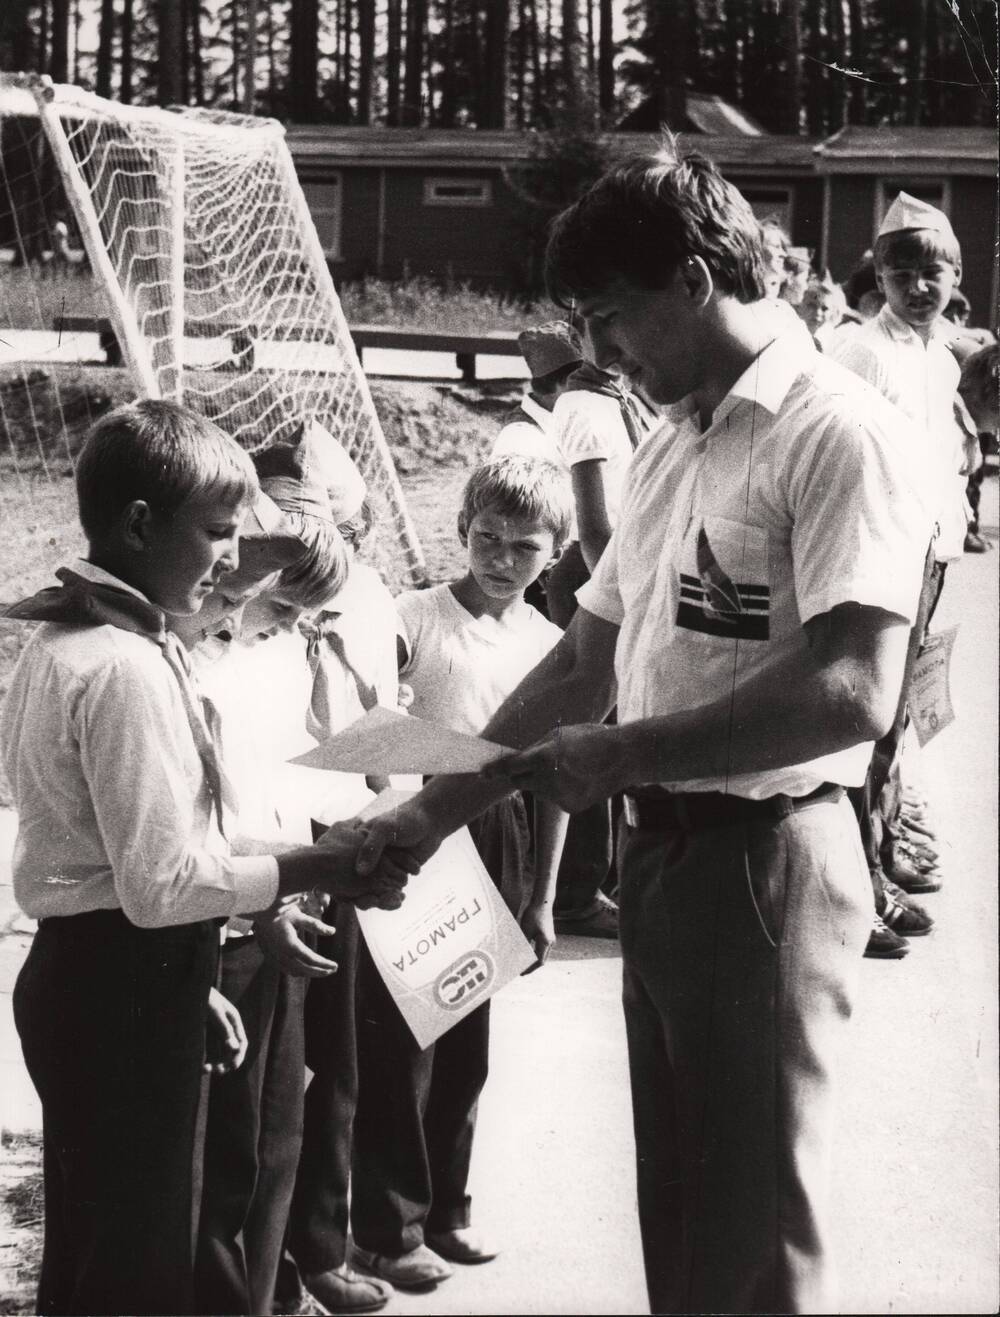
[290,799,444,913]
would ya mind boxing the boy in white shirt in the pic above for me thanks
[349,455,573,1290]
[833,192,968,932]
[1,401,410,1317]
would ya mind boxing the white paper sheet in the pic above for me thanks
[289,705,510,775]
[319,789,535,1048]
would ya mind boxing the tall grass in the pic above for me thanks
[338,274,557,334]
[0,266,555,336]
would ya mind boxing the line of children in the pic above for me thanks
[1,401,413,1317]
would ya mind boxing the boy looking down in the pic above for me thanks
[1,400,412,1317]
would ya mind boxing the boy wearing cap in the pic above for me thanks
[833,192,969,924]
[278,433,403,1317]
[192,423,384,1317]
[496,323,650,937]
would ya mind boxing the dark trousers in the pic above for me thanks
[13,910,218,1317]
[349,799,523,1255]
[544,540,616,914]
[282,903,363,1282]
[619,798,870,1314]
[849,549,945,896]
[195,937,307,1316]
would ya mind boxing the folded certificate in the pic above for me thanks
[289,705,510,775]
[327,789,535,1049]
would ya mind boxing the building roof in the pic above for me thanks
[617,90,765,136]
[286,125,818,173]
[814,125,997,176]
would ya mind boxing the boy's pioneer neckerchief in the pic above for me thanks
[5,567,237,836]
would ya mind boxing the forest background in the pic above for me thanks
[0,0,996,139]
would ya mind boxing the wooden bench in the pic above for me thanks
[349,325,520,381]
[51,318,522,381]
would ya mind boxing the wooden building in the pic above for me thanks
[286,122,998,327]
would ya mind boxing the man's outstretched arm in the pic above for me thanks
[484,602,911,810]
[357,608,619,873]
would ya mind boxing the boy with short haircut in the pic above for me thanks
[349,455,572,1290]
[1,401,410,1317]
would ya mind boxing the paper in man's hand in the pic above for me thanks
[288,705,510,775]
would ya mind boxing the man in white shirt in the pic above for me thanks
[357,144,932,1314]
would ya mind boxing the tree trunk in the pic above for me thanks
[243,0,258,113]
[485,0,510,127]
[344,0,355,121]
[908,0,928,124]
[845,0,865,122]
[402,0,426,125]
[49,0,70,80]
[96,0,115,97]
[121,0,134,102]
[386,0,402,124]
[598,0,613,114]
[561,0,584,111]
[514,0,527,127]
[158,0,184,105]
[781,0,804,133]
[358,0,375,124]
[290,0,320,121]
[191,0,205,106]
[649,0,687,129]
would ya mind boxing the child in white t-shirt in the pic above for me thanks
[350,455,574,1292]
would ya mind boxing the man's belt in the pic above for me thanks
[622,781,844,832]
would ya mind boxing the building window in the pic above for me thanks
[301,175,343,258]
[423,177,493,207]
[740,186,793,230]
[876,179,951,230]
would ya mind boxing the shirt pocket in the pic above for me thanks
[675,515,771,642]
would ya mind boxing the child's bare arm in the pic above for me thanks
[520,796,569,972]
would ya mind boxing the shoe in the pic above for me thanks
[964,530,992,552]
[303,1266,393,1314]
[900,813,937,841]
[352,1244,452,1290]
[896,838,941,870]
[425,1227,500,1265]
[865,915,909,959]
[884,861,942,894]
[554,890,619,939]
[881,883,934,936]
[274,1289,330,1316]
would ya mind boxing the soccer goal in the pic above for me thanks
[1,73,427,587]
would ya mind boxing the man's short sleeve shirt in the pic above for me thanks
[577,336,933,798]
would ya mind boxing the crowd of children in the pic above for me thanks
[0,166,995,1317]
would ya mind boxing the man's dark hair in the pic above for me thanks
[544,137,766,307]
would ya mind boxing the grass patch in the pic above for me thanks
[0,1132,44,1316]
[0,269,557,337]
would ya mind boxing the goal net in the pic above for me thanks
[1,74,427,587]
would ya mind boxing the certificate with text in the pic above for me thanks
[349,790,536,1049]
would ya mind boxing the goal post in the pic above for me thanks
[20,75,428,587]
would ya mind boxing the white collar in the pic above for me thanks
[877,304,951,347]
[73,558,156,605]
[521,393,553,428]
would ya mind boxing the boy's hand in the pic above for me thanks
[253,905,338,978]
[314,819,415,910]
[482,724,626,812]
[356,800,445,884]
[520,899,555,974]
[205,987,248,1074]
